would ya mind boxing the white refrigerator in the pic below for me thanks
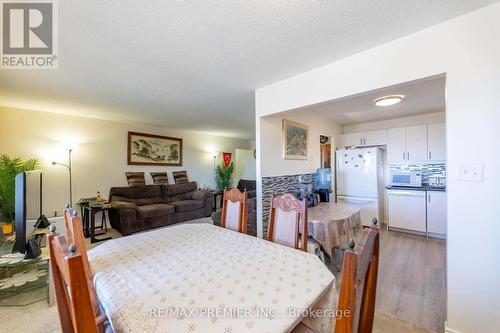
[336,148,384,227]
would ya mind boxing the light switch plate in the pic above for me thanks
[457,163,484,182]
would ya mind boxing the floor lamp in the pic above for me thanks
[212,151,218,189]
[52,148,73,207]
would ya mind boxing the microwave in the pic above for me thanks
[390,171,422,187]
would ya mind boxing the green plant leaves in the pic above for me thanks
[0,154,40,223]
[215,161,234,191]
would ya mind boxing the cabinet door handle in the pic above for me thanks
[407,152,410,160]
[428,193,431,203]
[402,152,405,160]
[429,151,432,160]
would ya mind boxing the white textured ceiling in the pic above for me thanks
[0,1,496,138]
[306,75,446,125]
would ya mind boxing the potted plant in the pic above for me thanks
[0,154,39,236]
[215,161,234,191]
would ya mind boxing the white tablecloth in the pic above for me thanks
[88,223,336,333]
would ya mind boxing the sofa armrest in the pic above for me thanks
[192,191,214,217]
[109,200,138,236]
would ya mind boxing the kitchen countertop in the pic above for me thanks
[385,185,446,192]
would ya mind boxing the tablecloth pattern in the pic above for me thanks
[307,203,361,258]
[88,223,336,333]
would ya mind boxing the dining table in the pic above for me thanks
[88,223,337,333]
[307,202,362,258]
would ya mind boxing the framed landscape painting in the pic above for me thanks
[282,119,308,160]
[128,131,183,166]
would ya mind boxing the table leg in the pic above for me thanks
[90,210,112,244]
[84,208,90,238]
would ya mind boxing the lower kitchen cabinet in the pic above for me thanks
[427,191,447,238]
[388,190,427,234]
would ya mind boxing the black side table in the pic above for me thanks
[83,205,113,244]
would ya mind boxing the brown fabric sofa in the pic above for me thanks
[211,179,257,236]
[109,182,214,236]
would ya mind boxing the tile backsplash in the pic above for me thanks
[261,173,316,238]
[388,163,446,185]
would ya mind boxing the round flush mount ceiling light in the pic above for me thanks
[373,95,404,107]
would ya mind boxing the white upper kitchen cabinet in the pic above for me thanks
[387,127,406,162]
[406,125,428,161]
[427,191,447,238]
[363,129,387,146]
[340,132,363,147]
[428,123,446,161]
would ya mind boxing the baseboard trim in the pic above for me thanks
[445,321,463,333]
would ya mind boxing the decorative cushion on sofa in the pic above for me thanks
[169,200,204,212]
[172,171,189,184]
[125,172,146,187]
[150,172,169,184]
[136,204,174,219]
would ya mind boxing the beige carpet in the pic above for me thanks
[0,300,436,333]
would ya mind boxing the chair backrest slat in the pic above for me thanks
[267,193,307,251]
[48,232,99,333]
[220,188,248,234]
[63,208,99,315]
[48,207,108,333]
[335,225,380,333]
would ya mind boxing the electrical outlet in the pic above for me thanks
[457,163,484,182]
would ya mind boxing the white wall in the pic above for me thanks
[260,109,342,177]
[343,111,445,133]
[0,107,250,217]
[255,109,342,238]
[234,148,256,183]
[255,3,500,333]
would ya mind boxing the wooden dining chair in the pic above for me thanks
[220,188,248,233]
[334,223,380,333]
[63,207,99,315]
[267,193,308,251]
[49,209,108,333]
[292,222,380,333]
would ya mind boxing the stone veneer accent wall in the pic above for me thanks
[388,163,446,184]
[261,173,316,238]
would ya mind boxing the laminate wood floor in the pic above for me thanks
[332,228,446,333]
[377,229,446,332]
[328,225,446,333]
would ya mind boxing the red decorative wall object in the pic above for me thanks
[223,152,232,167]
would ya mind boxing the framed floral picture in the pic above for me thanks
[282,119,309,160]
[127,131,183,166]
